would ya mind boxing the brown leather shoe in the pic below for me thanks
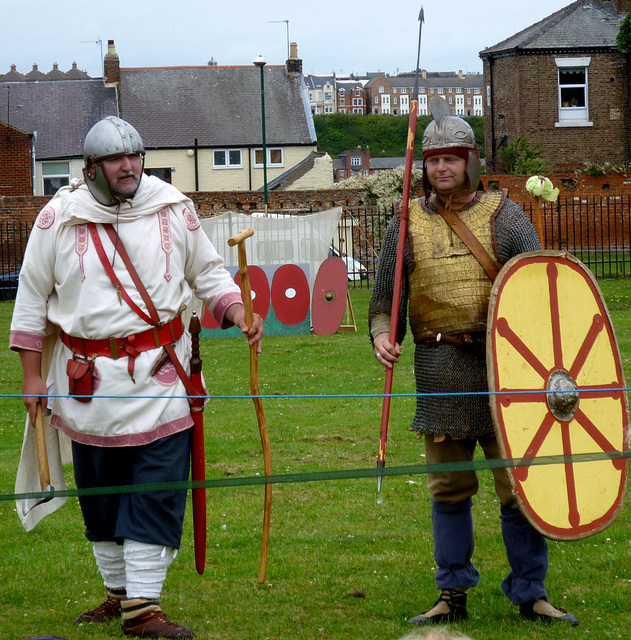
[74,593,123,624]
[122,609,195,638]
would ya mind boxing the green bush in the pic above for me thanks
[617,13,631,52]
[498,136,552,174]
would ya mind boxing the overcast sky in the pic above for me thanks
[4,0,573,78]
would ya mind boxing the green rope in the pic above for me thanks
[4,450,628,503]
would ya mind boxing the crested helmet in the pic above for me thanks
[421,96,481,198]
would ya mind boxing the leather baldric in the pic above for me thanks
[88,222,200,402]
[430,196,500,281]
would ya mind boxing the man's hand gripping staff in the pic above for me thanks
[228,228,271,584]
[376,7,424,494]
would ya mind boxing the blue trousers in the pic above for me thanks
[426,436,549,605]
[72,429,191,549]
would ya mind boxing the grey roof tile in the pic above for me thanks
[0,80,118,159]
[481,0,624,56]
[119,65,316,148]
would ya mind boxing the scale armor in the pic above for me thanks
[369,196,541,438]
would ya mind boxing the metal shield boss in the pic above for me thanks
[311,257,348,335]
[487,250,628,541]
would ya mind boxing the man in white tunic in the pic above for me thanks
[11,116,263,638]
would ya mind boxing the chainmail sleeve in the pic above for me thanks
[368,214,414,346]
[493,198,542,259]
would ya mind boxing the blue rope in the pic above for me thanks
[3,387,629,402]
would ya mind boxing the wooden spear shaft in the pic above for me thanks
[377,6,424,493]
[228,228,272,584]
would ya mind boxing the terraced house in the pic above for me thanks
[0,41,324,196]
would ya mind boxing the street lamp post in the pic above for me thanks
[253,55,268,216]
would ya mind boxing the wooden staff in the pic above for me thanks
[228,228,272,584]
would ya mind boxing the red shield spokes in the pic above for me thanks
[487,251,628,540]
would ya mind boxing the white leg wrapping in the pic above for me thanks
[92,541,126,590]
[123,539,174,600]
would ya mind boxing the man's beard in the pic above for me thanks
[111,172,141,199]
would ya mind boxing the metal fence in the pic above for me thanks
[345,195,631,286]
[521,194,631,279]
[0,221,31,300]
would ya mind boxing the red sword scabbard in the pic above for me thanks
[189,312,207,575]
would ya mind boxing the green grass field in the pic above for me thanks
[0,283,629,640]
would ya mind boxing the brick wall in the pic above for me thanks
[484,52,631,172]
[481,172,631,208]
[0,124,32,196]
[0,189,370,223]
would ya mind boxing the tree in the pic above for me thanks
[314,113,484,159]
[617,13,631,52]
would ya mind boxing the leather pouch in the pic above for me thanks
[67,357,94,403]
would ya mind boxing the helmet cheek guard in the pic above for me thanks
[82,159,119,206]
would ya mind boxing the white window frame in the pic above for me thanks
[555,57,592,127]
[254,147,284,168]
[213,148,243,169]
[42,161,70,196]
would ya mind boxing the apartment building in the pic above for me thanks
[364,71,484,117]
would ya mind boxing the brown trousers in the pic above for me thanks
[425,435,517,508]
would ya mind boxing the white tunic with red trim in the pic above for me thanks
[10,176,243,447]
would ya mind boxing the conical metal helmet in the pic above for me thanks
[82,116,145,206]
[422,96,481,198]
[83,116,144,161]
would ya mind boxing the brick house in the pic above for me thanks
[0,123,32,196]
[332,145,422,182]
[480,0,631,172]
[336,79,366,114]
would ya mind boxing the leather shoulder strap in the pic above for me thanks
[88,222,200,399]
[431,198,500,281]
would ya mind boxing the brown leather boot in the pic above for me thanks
[74,588,126,624]
[122,598,194,638]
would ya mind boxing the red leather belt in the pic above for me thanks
[60,316,184,360]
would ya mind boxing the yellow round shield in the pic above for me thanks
[487,251,629,540]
